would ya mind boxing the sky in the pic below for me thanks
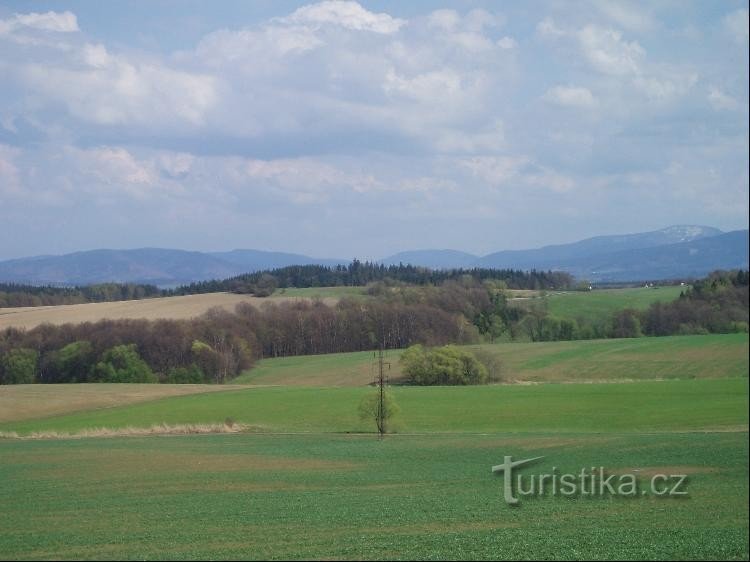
[0,0,748,261]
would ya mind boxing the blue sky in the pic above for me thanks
[0,1,747,260]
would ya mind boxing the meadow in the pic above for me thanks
[1,332,747,560]
[0,285,682,331]
[1,431,747,560]
[234,333,749,386]
[511,286,685,324]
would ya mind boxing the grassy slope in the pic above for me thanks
[1,432,747,560]
[1,378,746,435]
[274,286,368,299]
[235,333,749,386]
[514,286,685,324]
[0,384,247,423]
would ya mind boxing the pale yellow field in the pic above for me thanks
[0,292,338,330]
[0,383,252,423]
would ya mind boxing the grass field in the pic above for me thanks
[0,431,747,560]
[0,384,249,424]
[274,286,368,299]
[1,378,746,436]
[511,286,685,324]
[234,333,749,386]
[0,286,682,331]
[0,292,338,330]
[1,332,747,560]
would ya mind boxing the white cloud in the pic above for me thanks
[497,36,517,49]
[593,1,655,33]
[577,25,645,76]
[72,146,157,200]
[461,155,529,186]
[708,87,741,111]
[285,1,405,34]
[427,9,460,31]
[543,85,597,108]
[19,50,217,127]
[82,43,111,68]
[0,144,23,197]
[196,25,322,64]
[725,9,749,44]
[383,68,463,103]
[536,17,565,39]
[632,71,697,101]
[0,11,79,34]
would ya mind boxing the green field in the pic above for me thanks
[512,286,685,324]
[234,333,749,386]
[1,378,747,436]
[1,431,747,560]
[1,333,748,560]
[273,286,369,299]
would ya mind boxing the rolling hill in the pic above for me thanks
[0,225,745,286]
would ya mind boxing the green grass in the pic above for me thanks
[1,431,747,560]
[513,286,685,324]
[1,328,747,559]
[273,286,368,299]
[2,378,746,435]
[233,333,749,386]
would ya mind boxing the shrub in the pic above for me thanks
[165,364,205,384]
[400,344,488,385]
[1,348,38,384]
[93,344,156,383]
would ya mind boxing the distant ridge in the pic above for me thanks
[0,248,346,287]
[380,249,479,269]
[0,226,745,286]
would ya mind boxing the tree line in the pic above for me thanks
[0,271,746,384]
[0,262,573,307]
[0,282,161,307]
[168,261,576,295]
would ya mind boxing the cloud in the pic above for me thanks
[0,144,23,197]
[18,46,217,127]
[536,17,565,39]
[0,11,79,34]
[543,86,597,108]
[285,1,405,34]
[725,9,749,44]
[577,25,644,75]
[592,1,655,33]
[0,2,746,260]
[708,87,741,111]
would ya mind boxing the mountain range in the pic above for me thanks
[0,226,746,286]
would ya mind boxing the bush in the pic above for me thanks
[93,344,156,383]
[1,348,38,384]
[46,341,95,383]
[165,364,205,384]
[400,344,488,385]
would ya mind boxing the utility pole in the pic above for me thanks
[375,343,390,438]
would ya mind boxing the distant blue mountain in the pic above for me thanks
[210,249,345,271]
[380,249,479,269]
[559,230,749,282]
[379,226,746,281]
[474,225,724,270]
[0,248,345,287]
[0,226,745,286]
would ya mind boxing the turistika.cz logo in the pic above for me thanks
[492,456,689,506]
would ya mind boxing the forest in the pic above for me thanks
[0,262,574,306]
[0,270,746,385]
